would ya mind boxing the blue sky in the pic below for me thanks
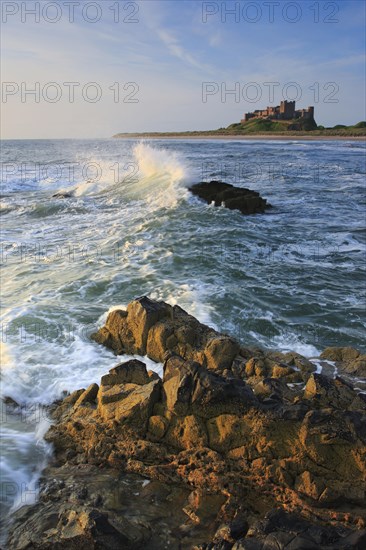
[1,0,365,138]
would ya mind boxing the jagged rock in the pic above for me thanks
[215,515,248,542]
[92,296,240,371]
[205,336,240,371]
[52,191,73,198]
[2,395,20,407]
[98,378,161,430]
[320,346,366,378]
[303,373,366,410]
[164,414,208,449]
[100,359,151,386]
[233,509,366,550]
[321,346,360,362]
[74,383,99,408]
[6,504,143,549]
[282,351,317,373]
[189,181,270,215]
[206,414,250,453]
[162,354,256,418]
[147,414,169,440]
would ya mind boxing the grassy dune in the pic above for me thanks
[114,120,366,138]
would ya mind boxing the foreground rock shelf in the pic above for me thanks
[6,297,366,549]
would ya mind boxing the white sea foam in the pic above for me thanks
[72,143,191,210]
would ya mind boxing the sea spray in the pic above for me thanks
[73,142,192,208]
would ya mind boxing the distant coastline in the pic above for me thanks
[113,133,366,141]
[114,117,366,141]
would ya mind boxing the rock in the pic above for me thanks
[189,181,270,215]
[92,298,207,361]
[205,336,240,371]
[252,377,294,402]
[303,373,366,410]
[321,346,360,362]
[74,383,99,408]
[320,347,366,378]
[6,505,139,549]
[227,515,249,540]
[271,364,295,378]
[126,297,172,354]
[52,191,73,198]
[184,490,226,526]
[101,359,151,386]
[206,414,250,453]
[91,310,128,354]
[147,415,169,440]
[162,354,256,418]
[295,470,326,500]
[99,378,161,431]
[92,297,244,375]
[283,351,316,373]
[233,540,262,550]
[164,414,208,449]
[237,509,366,550]
[2,395,19,407]
[98,383,131,406]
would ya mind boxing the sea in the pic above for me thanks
[1,138,365,539]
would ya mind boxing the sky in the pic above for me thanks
[1,0,365,138]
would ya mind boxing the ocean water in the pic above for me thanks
[1,138,365,536]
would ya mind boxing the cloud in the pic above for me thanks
[156,28,211,72]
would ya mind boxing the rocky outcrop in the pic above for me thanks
[91,296,240,371]
[321,346,366,378]
[189,181,270,214]
[52,191,74,199]
[6,298,366,549]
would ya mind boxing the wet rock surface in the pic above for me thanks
[189,181,270,215]
[6,298,366,549]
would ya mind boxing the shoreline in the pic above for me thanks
[113,133,366,141]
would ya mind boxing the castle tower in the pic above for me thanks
[280,100,295,119]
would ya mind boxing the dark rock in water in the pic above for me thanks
[189,181,270,214]
[2,395,19,407]
[52,191,73,198]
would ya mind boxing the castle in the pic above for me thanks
[242,101,314,123]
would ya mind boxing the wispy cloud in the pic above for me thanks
[156,28,211,72]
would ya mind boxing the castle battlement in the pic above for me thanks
[242,101,314,123]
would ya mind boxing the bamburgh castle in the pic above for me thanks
[242,101,314,122]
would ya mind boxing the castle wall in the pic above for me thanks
[242,101,314,123]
